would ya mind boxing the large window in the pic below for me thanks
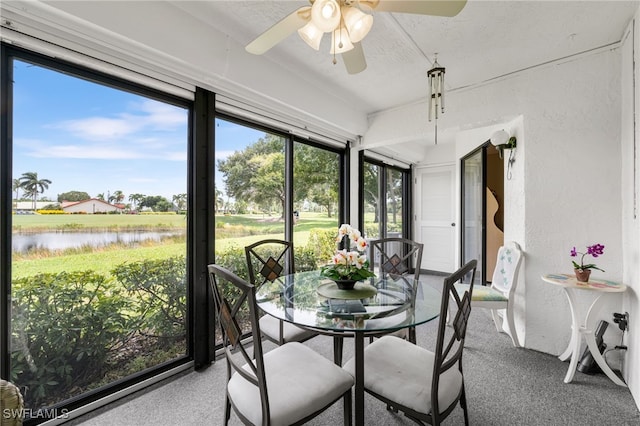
[361,156,410,240]
[293,141,341,264]
[4,51,190,421]
[212,118,345,342]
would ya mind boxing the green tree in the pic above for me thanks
[57,191,90,202]
[214,186,224,212]
[96,193,105,201]
[12,178,21,200]
[217,134,285,217]
[387,169,402,225]
[140,195,172,212]
[112,190,125,204]
[294,144,339,217]
[18,172,52,210]
[172,193,187,211]
[128,193,145,211]
[364,164,379,218]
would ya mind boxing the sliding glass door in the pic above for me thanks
[461,149,484,284]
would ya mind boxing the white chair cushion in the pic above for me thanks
[260,315,316,343]
[343,335,462,416]
[228,341,354,426]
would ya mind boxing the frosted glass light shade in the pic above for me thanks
[298,21,323,50]
[490,130,510,146]
[311,0,341,32]
[330,25,354,54]
[342,6,373,43]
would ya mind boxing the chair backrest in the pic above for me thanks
[207,264,272,422]
[432,259,477,421]
[368,237,424,282]
[490,241,523,296]
[245,239,294,287]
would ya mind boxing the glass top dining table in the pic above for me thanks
[255,269,442,426]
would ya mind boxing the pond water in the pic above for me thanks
[12,230,184,253]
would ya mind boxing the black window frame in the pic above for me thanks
[358,151,412,240]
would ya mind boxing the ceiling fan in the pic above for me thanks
[245,0,467,74]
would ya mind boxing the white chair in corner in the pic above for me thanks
[456,241,524,347]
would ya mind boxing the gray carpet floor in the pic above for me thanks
[69,305,640,426]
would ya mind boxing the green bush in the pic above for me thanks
[111,257,186,339]
[11,271,134,407]
[305,228,336,263]
[295,246,320,272]
[214,244,249,280]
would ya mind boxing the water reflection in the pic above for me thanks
[12,231,184,253]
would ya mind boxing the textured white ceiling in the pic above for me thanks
[172,0,638,113]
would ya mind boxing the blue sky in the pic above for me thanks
[12,59,263,202]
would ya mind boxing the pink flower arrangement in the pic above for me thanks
[320,224,376,281]
[571,243,605,272]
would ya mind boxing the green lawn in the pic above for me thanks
[12,213,187,231]
[12,212,338,278]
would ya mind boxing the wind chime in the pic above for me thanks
[427,55,445,144]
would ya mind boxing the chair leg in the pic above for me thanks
[343,389,352,426]
[490,309,503,333]
[334,335,344,366]
[460,385,469,426]
[505,306,521,347]
[224,393,231,425]
[408,326,416,344]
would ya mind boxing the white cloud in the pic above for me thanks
[55,117,142,141]
[50,99,187,142]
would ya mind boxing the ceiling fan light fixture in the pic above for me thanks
[298,21,323,50]
[330,24,354,54]
[342,6,373,43]
[311,0,341,32]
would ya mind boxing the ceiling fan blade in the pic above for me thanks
[342,42,367,75]
[246,6,311,55]
[362,0,467,17]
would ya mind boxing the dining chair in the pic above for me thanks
[368,237,423,282]
[245,239,318,345]
[454,241,523,347]
[208,264,354,426]
[367,237,424,343]
[343,259,477,426]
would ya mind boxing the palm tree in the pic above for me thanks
[18,172,52,210]
[172,193,187,211]
[215,187,224,213]
[128,193,145,211]
[112,190,125,204]
[12,179,21,200]
[12,179,21,212]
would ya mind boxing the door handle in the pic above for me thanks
[451,223,456,227]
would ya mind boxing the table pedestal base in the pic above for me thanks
[558,287,626,386]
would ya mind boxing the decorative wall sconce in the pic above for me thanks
[490,129,517,159]
[490,129,517,180]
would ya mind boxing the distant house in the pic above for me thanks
[61,199,124,214]
[14,201,53,211]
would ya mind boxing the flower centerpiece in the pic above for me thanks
[320,224,375,289]
[570,243,605,282]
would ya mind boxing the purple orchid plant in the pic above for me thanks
[570,243,605,272]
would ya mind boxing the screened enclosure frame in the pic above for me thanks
[1,41,351,424]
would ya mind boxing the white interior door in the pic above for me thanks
[415,165,456,273]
